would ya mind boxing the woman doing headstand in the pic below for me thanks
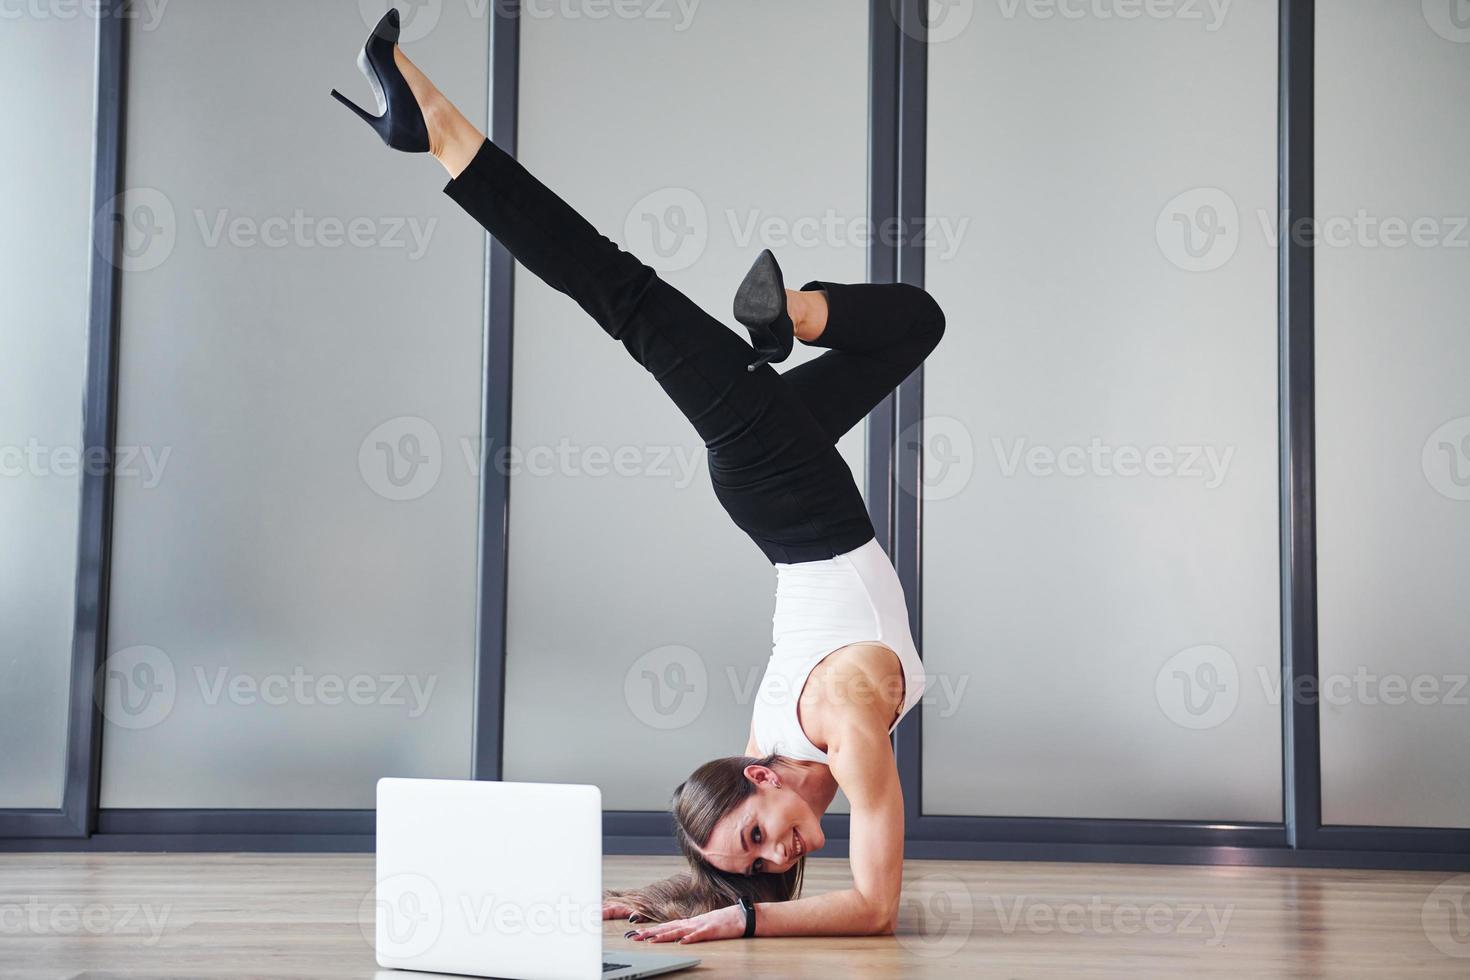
[334,10,945,944]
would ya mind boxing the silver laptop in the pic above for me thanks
[374,778,700,980]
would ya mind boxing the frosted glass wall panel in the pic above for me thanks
[1316,1,1470,828]
[100,1,487,808]
[504,0,869,810]
[0,13,94,808]
[922,2,1282,820]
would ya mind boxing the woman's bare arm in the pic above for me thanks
[749,719,903,936]
[634,719,903,943]
[637,717,903,940]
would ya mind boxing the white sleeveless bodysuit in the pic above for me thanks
[751,538,927,764]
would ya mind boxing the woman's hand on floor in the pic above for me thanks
[601,900,638,921]
[627,904,744,944]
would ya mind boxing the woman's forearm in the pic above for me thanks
[755,887,897,937]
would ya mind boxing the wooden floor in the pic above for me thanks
[1,853,1466,978]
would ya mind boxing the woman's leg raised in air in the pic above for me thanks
[778,281,947,445]
[398,47,765,445]
[391,48,872,563]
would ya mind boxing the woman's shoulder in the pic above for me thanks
[803,642,907,730]
[809,641,906,688]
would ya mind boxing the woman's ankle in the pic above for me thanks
[392,44,484,177]
[426,98,484,178]
[788,289,829,343]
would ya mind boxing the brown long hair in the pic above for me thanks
[604,754,805,922]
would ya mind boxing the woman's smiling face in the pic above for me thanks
[697,764,826,876]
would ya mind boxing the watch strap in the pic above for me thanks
[738,895,757,938]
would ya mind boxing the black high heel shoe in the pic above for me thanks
[734,249,795,372]
[330,9,430,153]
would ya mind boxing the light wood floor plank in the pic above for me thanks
[0,853,1466,978]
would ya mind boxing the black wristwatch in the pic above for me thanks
[737,895,757,938]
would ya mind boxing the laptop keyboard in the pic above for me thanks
[603,963,632,973]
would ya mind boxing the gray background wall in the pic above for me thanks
[501,0,867,812]
[922,0,1282,822]
[0,11,95,809]
[1315,0,1470,829]
[2,0,1466,841]
[98,0,488,808]
[929,0,1287,822]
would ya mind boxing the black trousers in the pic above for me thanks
[444,139,945,564]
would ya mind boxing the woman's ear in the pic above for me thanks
[743,763,780,788]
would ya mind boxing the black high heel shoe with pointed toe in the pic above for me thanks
[331,9,430,153]
[734,248,795,372]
